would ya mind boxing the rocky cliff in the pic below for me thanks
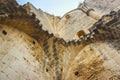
[0,0,120,80]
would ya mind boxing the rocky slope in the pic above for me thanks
[0,0,120,80]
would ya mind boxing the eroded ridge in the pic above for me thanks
[0,0,120,47]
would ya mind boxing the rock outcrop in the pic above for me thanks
[0,0,120,80]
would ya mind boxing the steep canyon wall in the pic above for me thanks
[0,0,120,80]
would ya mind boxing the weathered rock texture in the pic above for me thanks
[0,0,120,80]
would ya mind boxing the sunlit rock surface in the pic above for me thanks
[0,0,120,80]
[0,26,43,80]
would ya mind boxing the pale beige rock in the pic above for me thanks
[0,26,43,80]
[65,43,120,80]
[0,0,120,80]
[84,0,120,13]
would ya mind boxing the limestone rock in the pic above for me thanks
[0,0,120,80]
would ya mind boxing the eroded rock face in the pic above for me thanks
[66,43,120,80]
[0,25,43,80]
[84,0,120,13]
[0,0,120,80]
